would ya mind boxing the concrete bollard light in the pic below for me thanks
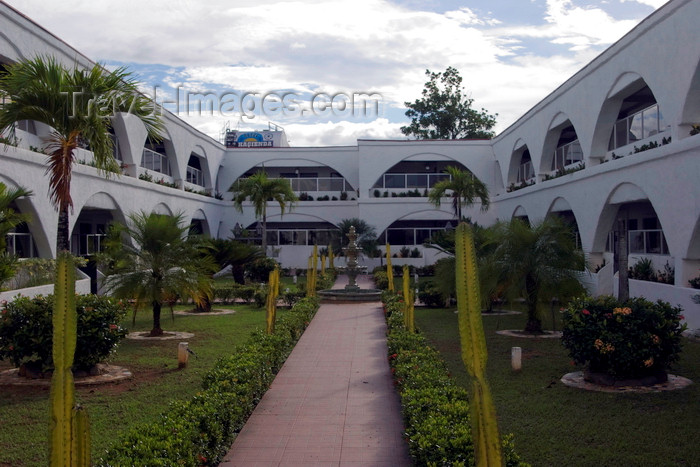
[511,346,522,371]
[178,342,189,368]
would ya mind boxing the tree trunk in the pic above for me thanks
[231,265,245,284]
[524,274,543,333]
[56,207,70,253]
[150,301,163,336]
[261,213,267,255]
[617,219,629,302]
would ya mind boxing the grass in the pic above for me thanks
[0,302,271,466]
[415,305,700,467]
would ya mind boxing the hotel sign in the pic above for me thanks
[225,131,274,148]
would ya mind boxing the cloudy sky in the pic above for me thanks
[7,0,667,146]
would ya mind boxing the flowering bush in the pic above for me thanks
[0,294,128,372]
[561,296,686,379]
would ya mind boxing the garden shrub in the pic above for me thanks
[417,279,445,308]
[0,294,127,372]
[561,295,686,378]
[373,270,389,290]
[99,296,320,466]
[383,293,528,466]
[246,257,279,283]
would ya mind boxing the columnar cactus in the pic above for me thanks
[402,265,415,332]
[266,267,280,334]
[50,252,90,466]
[328,245,334,269]
[386,243,394,292]
[454,222,502,466]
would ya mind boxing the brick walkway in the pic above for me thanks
[220,275,412,467]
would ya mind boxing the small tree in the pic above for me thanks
[489,217,586,333]
[401,67,497,140]
[229,171,297,253]
[428,166,489,220]
[101,212,215,336]
[0,182,32,286]
[333,218,377,256]
[208,238,264,284]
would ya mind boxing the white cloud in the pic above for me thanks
[620,0,668,9]
[4,0,655,144]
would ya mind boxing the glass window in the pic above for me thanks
[309,230,333,246]
[645,231,661,254]
[629,113,643,142]
[415,229,432,245]
[642,106,660,138]
[384,174,405,188]
[387,229,414,245]
[266,230,279,246]
[629,231,645,253]
[406,174,427,188]
[279,230,306,245]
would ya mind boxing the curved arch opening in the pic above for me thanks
[370,160,471,198]
[540,115,583,177]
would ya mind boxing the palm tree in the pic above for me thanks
[0,182,33,252]
[100,212,216,336]
[229,170,297,253]
[428,165,489,220]
[208,238,264,284]
[0,56,163,253]
[0,182,32,286]
[333,218,377,256]
[489,217,585,333]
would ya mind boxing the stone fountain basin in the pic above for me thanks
[318,288,382,302]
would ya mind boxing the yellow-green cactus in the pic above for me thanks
[386,243,394,292]
[328,245,334,269]
[454,222,502,466]
[402,265,410,328]
[266,268,279,334]
[50,252,90,466]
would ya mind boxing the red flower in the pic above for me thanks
[581,309,590,315]
[109,324,118,330]
[680,315,685,320]
[8,345,14,351]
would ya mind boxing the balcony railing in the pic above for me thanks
[288,177,353,192]
[186,166,204,186]
[609,103,669,151]
[552,139,582,171]
[517,160,535,183]
[373,173,450,190]
[232,177,353,194]
[605,229,669,255]
[75,234,107,256]
[141,148,170,175]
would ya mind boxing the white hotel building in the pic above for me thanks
[1,0,699,326]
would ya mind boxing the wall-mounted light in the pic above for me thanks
[425,165,430,171]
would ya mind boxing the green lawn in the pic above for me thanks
[415,306,700,467]
[0,303,269,466]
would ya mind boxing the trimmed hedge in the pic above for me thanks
[383,294,529,467]
[98,296,320,466]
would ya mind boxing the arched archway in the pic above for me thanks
[0,174,50,258]
[680,58,700,140]
[539,112,583,177]
[512,205,529,225]
[591,74,670,162]
[189,209,211,237]
[506,139,534,189]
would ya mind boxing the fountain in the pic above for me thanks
[318,226,382,302]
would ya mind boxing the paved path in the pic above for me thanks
[220,275,412,467]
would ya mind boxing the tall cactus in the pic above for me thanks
[402,265,415,332]
[328,245,334,269]
[321,254,326,276]
[386,243,394,292]
[50,252,90,466]
[454,222,502,466]
[266,268,279,334]
[306,256,313,298]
